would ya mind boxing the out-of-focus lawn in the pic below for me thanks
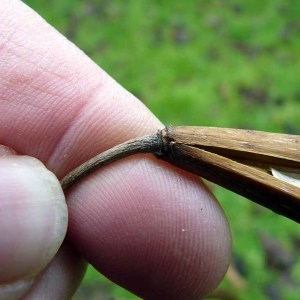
[24,1,300,299]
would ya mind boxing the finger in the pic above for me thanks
[0,148,68,299]
[68,159,231,299]
[23,243,86,300]
[1,1,231,299]
[1,0,160,171]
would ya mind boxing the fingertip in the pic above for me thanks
[67,157,231,299]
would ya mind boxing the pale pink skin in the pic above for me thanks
[0,1,231,299]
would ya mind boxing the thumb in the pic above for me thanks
[0,147,67,299]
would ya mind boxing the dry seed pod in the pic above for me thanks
[61,126,300,223]
[158,126,300,223]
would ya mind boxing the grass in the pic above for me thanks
[23,1,300,299]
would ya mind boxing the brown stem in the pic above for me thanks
[60,133,163,191]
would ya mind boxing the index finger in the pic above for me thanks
[0,1,231,299]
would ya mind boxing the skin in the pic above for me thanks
[0,1,231,299]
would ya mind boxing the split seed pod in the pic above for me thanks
[61,126,300,223]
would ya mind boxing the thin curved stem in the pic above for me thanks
[60,133,162,191]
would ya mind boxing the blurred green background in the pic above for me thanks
[23,1,300,299]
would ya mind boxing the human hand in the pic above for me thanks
[0,1,231,299]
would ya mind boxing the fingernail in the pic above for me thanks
[0,278,34,300]
[0,156,67,284]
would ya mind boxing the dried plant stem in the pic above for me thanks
[60,133,162,191]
